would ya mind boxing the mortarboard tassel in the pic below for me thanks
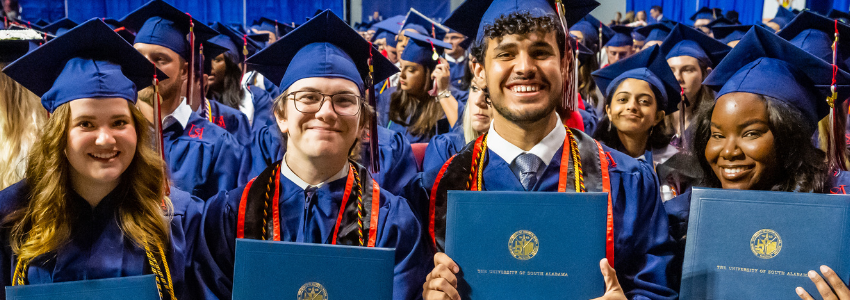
[186,13,196,107]
[826,20,848,171]
[598,23,603,63]
[241,34,248,81]
[199,43,213,123]
[431,24,436,39]
[554,0,577,112]
[152,66,170,199]
[3,16,7,29]
[367,41,380,174]
[274,19,280,38]
[678,87,688,152]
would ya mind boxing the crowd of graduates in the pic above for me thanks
[1,0,850,299]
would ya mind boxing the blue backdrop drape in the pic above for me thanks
[361,0,451,22]
[626,0,764,25]
[20,0,343,28]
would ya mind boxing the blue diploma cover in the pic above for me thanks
[445,191,607,299]
[5,275,159,300]
[232,239,395,300]
[681,188,850,299]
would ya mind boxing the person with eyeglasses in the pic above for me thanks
[193,11,431,300]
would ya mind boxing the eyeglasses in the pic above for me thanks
[286,91,363,116]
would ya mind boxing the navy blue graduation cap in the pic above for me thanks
[636,22,674,43]
[443,0,599,46]
[34,19,49,27]
[371,15,405,47]
[569,14,614,52]
[2,19,165,113]
[770,6,795,29]
[251,17,281,35]
[402,9,449,40]
[706,17,734,28]
[828,9,850,24]
[212,22,264,61]
[248,10,398,173]
[102,18,136,44]
[661,24,731,68]
[778,11,850,71]
[711,24,751,44]
[400,31,452,69]
[703,26,850,127]
[574,36,594,62]
[690,7,721,22]
[591,45,682,114]
[120,0,219,60]
[43,18,78,36]
[374,31,398,47]
[606,25,633,47]
[632,30,645,43]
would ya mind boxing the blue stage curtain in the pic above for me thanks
[361,0,451,23]
[21,0,342,28]
[834,0,850,11]
[627,0,764,25]
[704,0,764,25]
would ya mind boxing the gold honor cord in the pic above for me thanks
[13,241,176,300]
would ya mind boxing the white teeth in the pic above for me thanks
[722,167,747,176]
[91,152,118,159]
[512,85,539,93]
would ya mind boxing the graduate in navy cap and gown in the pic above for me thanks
[765,6,795,32]
[660,24,731,149]
[605,25,635,65]
[385,32,464,143]
[443,28,471,93]
[193,11,430,300]
[663,26,850,293]
[591,45,681,169]
[710,25,751,47]
[205,22,276,133]
[0,19,204,300]
[121,0,244,200]
[418,0,678,299]
[690,7,721,32]
[635,21,674,50]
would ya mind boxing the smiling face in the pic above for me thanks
[65,98,137,189]
[705,92,777,190]
[479,30,564,124]
[606,78,664,135]
[276,77,362,161]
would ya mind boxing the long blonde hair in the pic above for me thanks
[0,62,45,190]
[7,101,172,263]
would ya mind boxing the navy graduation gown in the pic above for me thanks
[248,86,276,132]
[241,124,418,196]
[405,137,678,300]
[422,132,466,173]
[447,59,467,95]
[580,99,599,135]
[0,181,205,300]
[198,99,252,146]
[164,111,244,200]
[376,84,396,128]
[193,165,431,300]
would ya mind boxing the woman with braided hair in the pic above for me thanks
[193,11,430,300]
[0,20,204,299]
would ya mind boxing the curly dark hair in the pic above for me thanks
[470,11,567,66]
[593,80,673,154]
[692,95,829,193]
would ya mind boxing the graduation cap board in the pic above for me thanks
[2,18,166,113]
[690,7,721,21]
[569,15,614,52]
[402,8,449,40]
[769,6,796,30]
[777,10,850,71]
[606,25,633,47]
[706,17,734,28]
[829,9,850,24]
[703,25,850,127]
[400,31,452,69]
[636,21,674,43]
[43,17,78,36]
[591,45,682,114]
[444,0,599,45]
[103,18,136,44]
[661,23,731,68]
[119,0,219,60]
[710,25,751,45]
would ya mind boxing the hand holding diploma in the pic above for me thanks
[796,265,850,300]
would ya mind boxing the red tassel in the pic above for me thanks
[678,87,687,151]
[241,34,248,81]
[199,43,208,120]
[828,20,847,171]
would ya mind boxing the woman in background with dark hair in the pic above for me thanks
[591,45,680,167]
[663,26,850,293]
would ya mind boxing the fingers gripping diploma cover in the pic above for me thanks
[232,239,395,300]
[681,188,850,299]
[5,275,160,300]
[445,191,608,299]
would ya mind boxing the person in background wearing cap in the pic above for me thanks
[444,30,469,93]
[711,24,751,48]
[422,75,492,172]
[636,21,673,51]
[193,11,430,300]
[206,22,277,133]
[660,24,731,148]
[417,0,678,299]
[121,0,244,201]
[690,7,721,34]
[0,29,43,190]
[605,26,634,65]
[0,19,205,300]
[591,45,680,169]
[663,25,850,293]
[396,9,448,60]
[765,6,795,32]
[387,32,463,143]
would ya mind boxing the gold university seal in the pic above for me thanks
[750,229,782,259]
[509,230,539,260]
[297,282,327,300]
